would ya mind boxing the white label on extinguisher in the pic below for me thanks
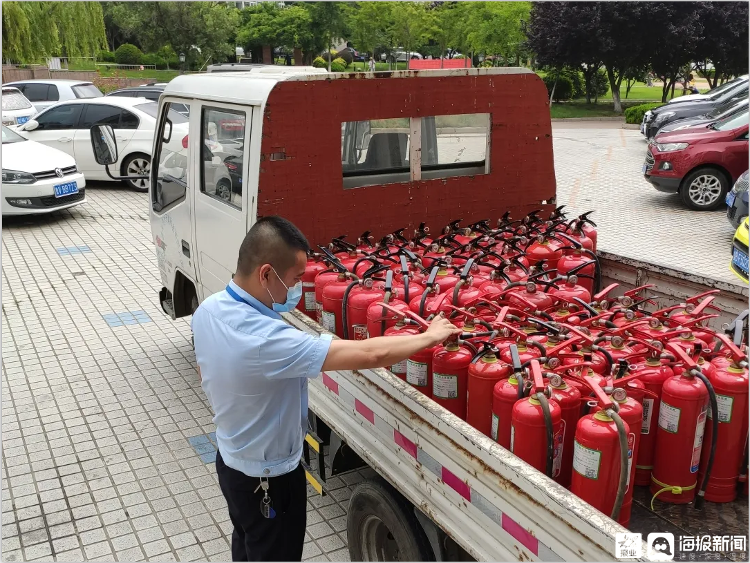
[690,408,707,474]
[352,325,367,341]
[573,441,601,480]
[707,394,734,423]
[406,360,428,387]
[642,398,654,435]
[491,414,499,442]
[321,310,336,334]
[552,420,566,479]
[433,372,458,398]
[304,291,316,312]
[391,360,407,376]
[625,432,636,493]
[658,401,680,434]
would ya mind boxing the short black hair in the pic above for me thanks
[236,216,310,276]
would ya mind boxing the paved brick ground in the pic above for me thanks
[0,123,739,562]
[552,124,738,284]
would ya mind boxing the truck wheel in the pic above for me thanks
[679,167,728,210]
[348,478,434,562]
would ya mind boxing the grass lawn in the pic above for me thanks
[95,68,180,80]
[550,100,649,119]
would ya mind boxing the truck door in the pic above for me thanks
[193,104,251,298]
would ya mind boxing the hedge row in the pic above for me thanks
[624,102,662,124]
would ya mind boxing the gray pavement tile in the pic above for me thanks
[52,535,81,553]
[83,540,113,559]
[303,541,322,559]
[308,522,334,540]
[143,539,172,558]
[55,548,85,562]
[115,546,146,562]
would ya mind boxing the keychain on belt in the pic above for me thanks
[255,477,276,519]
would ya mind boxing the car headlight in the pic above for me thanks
[654,111,676,123]
[655,142,688,152]
[1,170,36,184]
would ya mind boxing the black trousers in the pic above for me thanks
[216,451,307,562]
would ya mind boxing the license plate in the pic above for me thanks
[726,192,736,207]
[16,116,29,125]
[53,181,78,198]
[732,247,749,276]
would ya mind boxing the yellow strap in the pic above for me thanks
[650,474,696,511]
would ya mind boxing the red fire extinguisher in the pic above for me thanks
[432,331,495,420]
[698,335,749,503]
[590,385,642,527]
[491,345,525,447]
[343,265,389,340]
[651,343,718,509]
[511,360,564,479]
[467,342,512,437]
[299,252,329,319]
[365,271,409,338]
[548,374,581,488]
[379,304,423,381]
[321,272,359,338]
[632,354,675,486]
[570,380,631,523]
[314,248,349,325]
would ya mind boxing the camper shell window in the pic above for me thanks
[342,113,490,189]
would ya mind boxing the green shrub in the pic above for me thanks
[454,54,466,59]
[560,68,584,98]
[624,102,662,124]
[312,56,327,68]
[335,50,353,66]
[142,53,167,69]
[330,57,347,72]
[588,68,610,99]
[543,73,574,101]
[479,60,493,68]
[98,50,115,63]
[115,43,144,65]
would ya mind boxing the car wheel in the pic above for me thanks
[216,179,232,202]
[123,154,150,192]
[679,167,729,211]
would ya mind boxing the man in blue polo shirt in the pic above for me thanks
[192,216,459,562]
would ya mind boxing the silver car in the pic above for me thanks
[2,79,102,113]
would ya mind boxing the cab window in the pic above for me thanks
[200,107,245,209]
[152,101,191,213]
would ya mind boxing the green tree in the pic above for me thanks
[466,2,530,66]
[110,2,239,68]
[305,2,348,71]
[389,2,434,63]
[346,2,393,57]
[2,2,106,63]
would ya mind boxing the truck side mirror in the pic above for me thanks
[90,124,118,165]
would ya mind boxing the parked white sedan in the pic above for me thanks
[2,87,37,127]
[16,97,180,192]
[1,126,86,215]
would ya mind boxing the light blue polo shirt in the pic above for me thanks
[192,281,333,478]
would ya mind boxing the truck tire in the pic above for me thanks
[347,478,434,562]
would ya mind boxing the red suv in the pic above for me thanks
[644,110,748,210]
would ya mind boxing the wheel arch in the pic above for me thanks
[680,163,732,191]
[172,268,199,318]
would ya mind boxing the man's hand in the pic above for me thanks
[424,313,462,346]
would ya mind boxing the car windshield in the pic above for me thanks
[2,125,27,144]
[135,102,189,124]
[2,89,33,111]
[707,76,743,100]
[708,99,740,118]
[72,84,104,99]
[711,110,749,131]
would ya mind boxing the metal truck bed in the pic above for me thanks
[286,253,747,562]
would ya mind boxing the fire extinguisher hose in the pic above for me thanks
[341,280,360,340]
[693,370,719,511]
[536,392,555,478]
[605,408,629,521]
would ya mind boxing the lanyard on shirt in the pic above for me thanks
[226,285,253,307]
